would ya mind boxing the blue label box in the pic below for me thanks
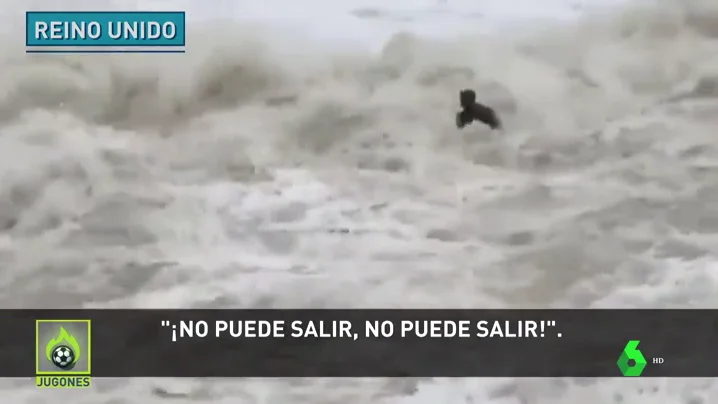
[26,11,186,47]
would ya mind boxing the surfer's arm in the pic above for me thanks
[470,103,502,130]
[456,105,501,130]
[455,109,473,128]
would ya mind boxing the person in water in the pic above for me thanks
[455,89,502,130]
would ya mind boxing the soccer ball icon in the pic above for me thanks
[51,345,75,370]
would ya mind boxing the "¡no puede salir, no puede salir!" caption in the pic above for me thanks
[162,319,561,342]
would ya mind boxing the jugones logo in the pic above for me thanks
[46,327,81,370]
[35,320,92,389]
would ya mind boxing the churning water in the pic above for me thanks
[2,0,718,402]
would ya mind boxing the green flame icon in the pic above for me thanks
[45,327,81,364]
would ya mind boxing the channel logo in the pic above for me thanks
[35,320,92,388]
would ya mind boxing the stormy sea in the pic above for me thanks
[2,0,718,402]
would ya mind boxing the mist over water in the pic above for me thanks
[3,0,718,402]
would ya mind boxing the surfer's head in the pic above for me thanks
[459,89,476,109]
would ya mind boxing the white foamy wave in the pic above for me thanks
[1,0,718,402]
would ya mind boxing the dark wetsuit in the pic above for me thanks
[455,89,502,130]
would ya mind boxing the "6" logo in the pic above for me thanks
[617,340,647,376]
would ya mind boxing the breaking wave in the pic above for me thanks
[2,0,718,402]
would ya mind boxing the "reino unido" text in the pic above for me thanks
[33,21,177,40]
